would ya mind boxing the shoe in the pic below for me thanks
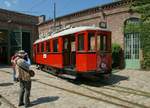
[24,105,30,108]
[18,103,24,106]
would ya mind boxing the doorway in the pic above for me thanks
[0,30,8,64]
[63,35,76,68]
[22,32,31,57]
[125,33,140,69]
[124,18,141,69]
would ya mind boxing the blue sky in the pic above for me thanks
[0,0,112,19]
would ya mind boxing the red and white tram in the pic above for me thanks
[33,26,112,78]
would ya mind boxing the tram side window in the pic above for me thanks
[36,44,40,53]
[41,42,44,52]
[97,35,110,52]
[78,34,84,51]
[64,38,68,50]
[53,39,58,52]
[46,41,50,52]
[88,33,95,51]
[100,36,107,51]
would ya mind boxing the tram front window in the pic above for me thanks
[97,35,111,52]
[88,33,95,51]
[78,34,84,51]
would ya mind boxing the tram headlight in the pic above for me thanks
[101,62,107,69]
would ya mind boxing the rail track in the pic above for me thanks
[80,85,149,108]
[102,85,150,97]
[2,68,150,98]
[0,69,150,108]
[0,94,17,108]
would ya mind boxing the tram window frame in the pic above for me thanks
[53,39,58,52]
[64,38,68,50]
[33,46,36,55]
[97,34,111,52]
[100,36,107,51]
[46,40,50,52]
[88,32,96,51]
[41,42,44,53]
[36,44,40,53]
[78,33,84,51]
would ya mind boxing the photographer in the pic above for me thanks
[15,50,34,108]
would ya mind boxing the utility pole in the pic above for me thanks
[53,2,56,31]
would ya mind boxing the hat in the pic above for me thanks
[17,50,27,58]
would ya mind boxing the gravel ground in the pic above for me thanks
[0,65,150,108]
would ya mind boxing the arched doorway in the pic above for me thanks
[124,18,141,69]
[0,30,8,64]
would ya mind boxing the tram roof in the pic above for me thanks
[34,26,110,44]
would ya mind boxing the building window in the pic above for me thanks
[41,42,44,52]
[46,41,50,52]
[78,34,84,51]
[11,32,21,46]
[88,33,95,51]
[53,39,58,52]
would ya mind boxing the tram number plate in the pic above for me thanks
[43,54,47,59]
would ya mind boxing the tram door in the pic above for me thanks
[70,37,76,67]
[63,35,76,68]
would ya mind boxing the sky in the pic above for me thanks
[0,0,112,20]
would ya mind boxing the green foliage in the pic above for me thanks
[112,43,121,53]
[132,0,150,70]
[112,43,122,68]
[140,22,150,70]
[131,0,150,21]
[124,23,141,33]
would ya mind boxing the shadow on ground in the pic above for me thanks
[0,64,10,68]
[31,96,59,106]
[60,74,129,87]
[0,83,14,86]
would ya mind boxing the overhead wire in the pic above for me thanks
[18,0,50,15]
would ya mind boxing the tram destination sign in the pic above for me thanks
[99,22,107,29]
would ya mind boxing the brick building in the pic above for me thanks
[38,0,141,69]
[0,8,39,64]
[0,0,142,69]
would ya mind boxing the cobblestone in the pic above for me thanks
[0,66,150,108]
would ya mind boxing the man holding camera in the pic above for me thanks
[13,50,34,108]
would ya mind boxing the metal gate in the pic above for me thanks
[125,33,140,69]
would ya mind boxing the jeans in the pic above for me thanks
[12,67,16,81]
[19,80,31,106]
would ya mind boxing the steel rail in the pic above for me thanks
[0,69,132,108]
[35,80,132,108]
[1,69,150,97]
[110,85,150,96]
[102,86,150,97]
[0,69,150,108]
[80,85,150,108]
[0,94,17,108]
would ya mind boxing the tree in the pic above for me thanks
[131,0,150,21]
[132,0,150,70]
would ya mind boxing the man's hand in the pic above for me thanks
[14,78,19,82]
